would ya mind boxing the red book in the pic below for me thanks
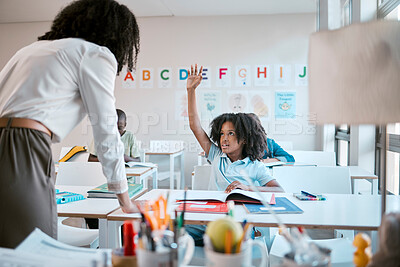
[176,201,229,213]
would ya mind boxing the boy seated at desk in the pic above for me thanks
[88,109,141,163]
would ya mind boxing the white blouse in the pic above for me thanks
[0,38,127,193]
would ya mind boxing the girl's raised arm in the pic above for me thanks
[187,64,212,155]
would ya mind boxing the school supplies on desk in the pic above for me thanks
[87,182,143,199]
[55,189,85,204]
[176,201,229,214]
[294,191,326,201]
[243,197,303,214]
[176,189,274,204]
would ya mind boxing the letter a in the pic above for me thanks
[124,71,134,81]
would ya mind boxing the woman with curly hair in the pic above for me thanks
[187,64,283,193]
[0,0,140,248]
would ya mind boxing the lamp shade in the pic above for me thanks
[309,20,400,125]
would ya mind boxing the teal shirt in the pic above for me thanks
[207,143,274,191]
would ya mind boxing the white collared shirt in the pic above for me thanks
[0,38,127,193]
[207,143,274,191]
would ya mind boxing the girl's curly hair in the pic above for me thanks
[38,0,139,75]
[209,113,267,161]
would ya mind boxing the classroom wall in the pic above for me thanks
[0,13,317,186]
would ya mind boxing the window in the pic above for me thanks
[335,125,350,166]
[376,0,400,195]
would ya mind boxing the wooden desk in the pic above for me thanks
[106,189,400,248]
[56,185,147,248]
[144,148,184,189]
[125,166,158,189]
[345,166,378,195]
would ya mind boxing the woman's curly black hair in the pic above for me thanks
[38,0,139,75]
[209,113,268,161]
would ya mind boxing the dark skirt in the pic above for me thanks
[0,126,56,248]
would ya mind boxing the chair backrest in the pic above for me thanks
[288,150,336,166]
[192,165,212,190]
[275,141,293,150]
[59,146,89,162]
[149,140,185,153]
[56,162,106,186]
[273,166,351,194]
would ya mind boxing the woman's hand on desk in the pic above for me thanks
[116,191,139,213]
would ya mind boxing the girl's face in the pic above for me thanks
[220,121,245,159]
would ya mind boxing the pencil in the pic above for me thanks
[225,230,232,254]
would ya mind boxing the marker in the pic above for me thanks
[301,191,317,198]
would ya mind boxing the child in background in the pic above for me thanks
[247,113,295,163]
[368,212,400,267]
[186,64,283,245]
[88,109,141,163]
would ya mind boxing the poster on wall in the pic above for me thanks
[273,64,292,86]
[175,91,188,120]
[275,91,296,119]
[177,67,188,89]
[199,66,211,88]
[158,67,172,88]
[248,91,272,120]
[121,69,136,89]
[295,64,308,86]
[140,68,154,88]
[215,66,231,88]
[254,65,271,87]
[235,65,251,87]
[198,90,221,121]
[226,90,249,113]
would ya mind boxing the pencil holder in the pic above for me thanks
[204,239,267,267]
[112,248,138,267]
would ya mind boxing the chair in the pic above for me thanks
[58,146,89,162]
[192,165,212,190]
[145,140,185,189]
[56,162,106,186]
[57,217,99,248]
[287,150,336,166]
[55,162,107,247]
[269,166,353,261]
[272,166,351,194]
[269,234,354,265]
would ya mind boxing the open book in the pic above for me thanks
[125,161,156,168]
[176,189,273,204]
[87,182,143,198]
[14,228,110,266]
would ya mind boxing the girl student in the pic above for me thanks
[186,64,283,246]
[187,64,283,193]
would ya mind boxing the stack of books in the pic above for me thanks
[87,182,143,199]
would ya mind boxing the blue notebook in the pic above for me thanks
[243,197,303,214]
[55,189,85,204]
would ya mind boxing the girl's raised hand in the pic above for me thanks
[187,64,203,90]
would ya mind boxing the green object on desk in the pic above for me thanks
[87,182,143,199]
